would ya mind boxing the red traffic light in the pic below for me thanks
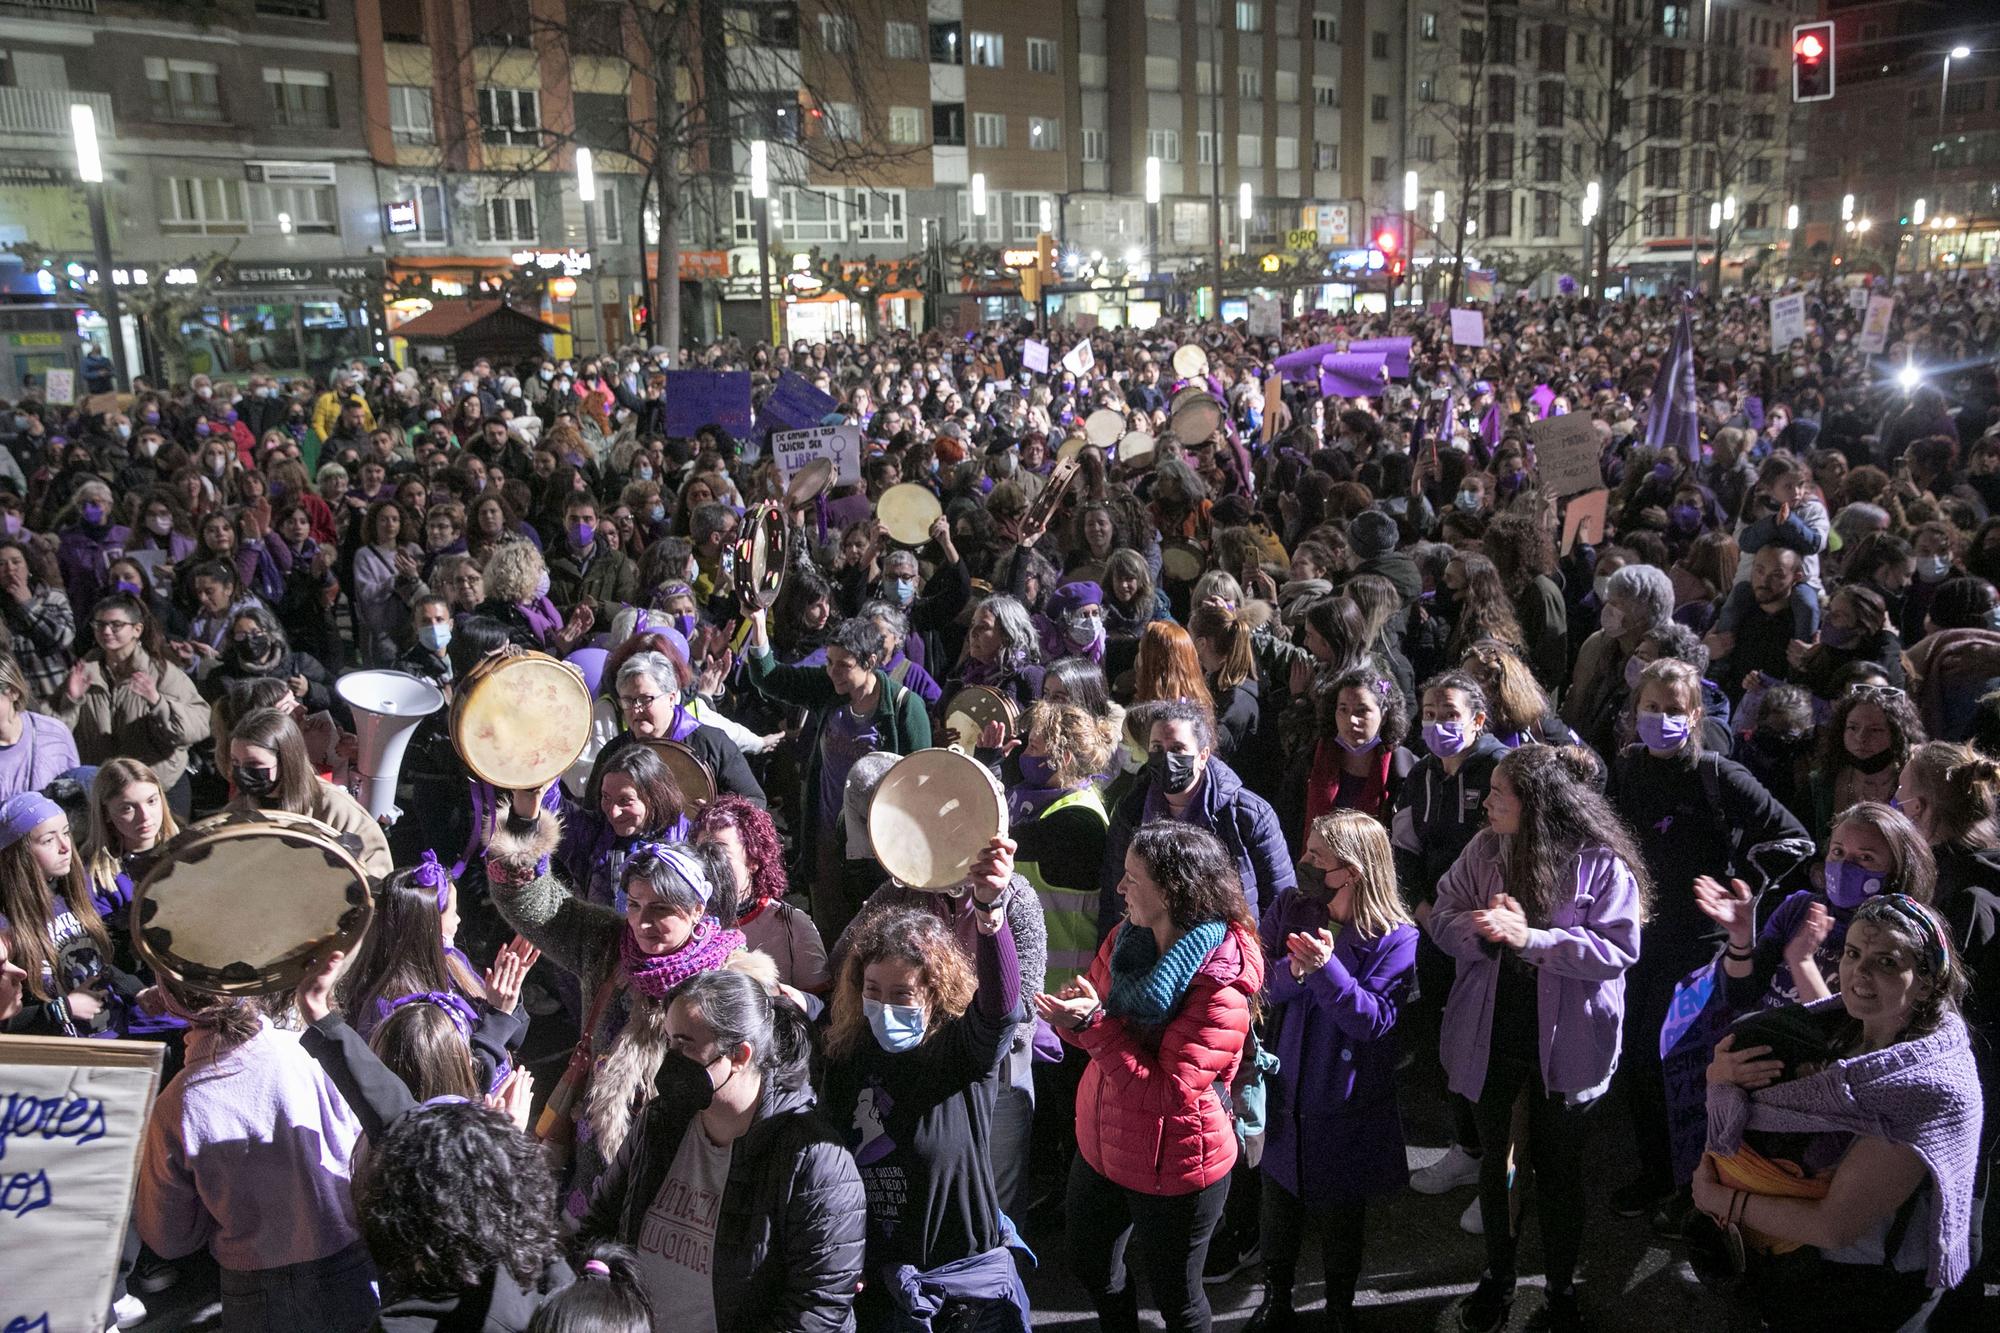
[1793,21,1836,101]
[1375,229,1398,254]
[1794,32,1824,62]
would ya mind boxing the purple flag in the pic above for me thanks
[1273,341,1342,382]
[1530,384,1556,419]
[1478,400,1504,458]
[1319,352,1390,399]
[1348,337,1412,378]
[1644,304,1700,457]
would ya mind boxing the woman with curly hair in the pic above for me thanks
[477,539,585,652]
[1808,683,1927,840]
[821,859,1030,1330]
[1430,745,1649,1332]
[1287,663,1417,831]
[949,592,1045,713]
[692,795,828,993]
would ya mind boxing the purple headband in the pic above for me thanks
[626,841,713,906]
[0,792,63,852]
[382,990,480,1038]
[411,849,452,912]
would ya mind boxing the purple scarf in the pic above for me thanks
[518,594,562,644]
[618,916,743,998]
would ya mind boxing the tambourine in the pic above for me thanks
[641,737,717,807]
[132,809,374,997]
[1172,344,1210,380]
[1170,394,1223,445]
[1055,434,1090,463]
[1084,408,1126,447]
[1021,454,1081,536]
[452,650,593,791]
[867,747,1009,891]
[736,501,789,608]
[879,483,943,546]
[940,683,1020,750]
[784,457,835,508]
[1118,429,1158,470]
[1160,539,1207,584]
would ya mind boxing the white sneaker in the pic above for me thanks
[1411,1144,1482,1194]
[111,1293,147,1326]
[1459,1194,1485,1235]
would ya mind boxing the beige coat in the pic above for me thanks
[52,647,211,791]
[226,779,393,879]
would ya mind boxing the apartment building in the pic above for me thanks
[0,0,381,378]
[1406,0,1808,295]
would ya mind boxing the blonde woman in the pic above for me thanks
[85,756,180,927]
[476,538,589,651]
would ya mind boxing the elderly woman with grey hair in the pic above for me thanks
[1562,562,1677,754]
[947,591,1045,713]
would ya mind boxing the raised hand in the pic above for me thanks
[296,949,346,1025]
[1693,876,1756,941]
[485,1067,535,1132]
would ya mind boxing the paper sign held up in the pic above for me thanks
[1858,295,1895,355]
[1559,488,1609,555]
[1449,309,1486,347]
[43,368,75,406]
[1529,411,1603,498]
[1022,339,1050,374]
[1062,339,1096,377]
[771,422,863,489]
[1246,295,1282,338]
[1768,293,1807,351]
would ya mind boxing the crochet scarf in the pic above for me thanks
[1105,918,1227,1026]
[619,916,743,999]
[1705,999,1983,1288]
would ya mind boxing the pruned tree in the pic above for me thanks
[5,242,234,386]
[413,0,925,356]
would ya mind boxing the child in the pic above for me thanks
[0,790,139,1036]
[526,1247,652,1333]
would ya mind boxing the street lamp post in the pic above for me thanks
[1581,180,1600,293]
[70,103,127,392]
[1144,156,1162,278]
[575,147,611,353]
[749,140,773,344]
[1238,181,1251,256]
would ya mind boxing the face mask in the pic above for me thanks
[539,367,555,381]
[1422,720,1473,757]
[635,465,654,481]
[424,408,443,422]
[1636,710,1693,752]
[1019,752,1058,787]
[115,422,131,440]
[1627,653,1656,692]
[569,520,596,548]
[1821,621,1856,649]
[418,622,451,652]
[195,385,212,400]
[114,578,142,596]
[649,504,666,524]
[1669,504,1702,531]
[863,997,927,1053]
[237,633,271,659]
[1916,554,1950,584]
[258,386,276,399]
[890,577,917,606]
[532,570,551,600]
[1,514,20,537]
[81,502,105,525]
[1593,576,1612,601]
[1334,731,1381,754]
[1149,748,1199,794]
[142,411,159,425]
[206,458,225,476]
[1824,856,1885,910]
[147,514,174,537]
[1065,613,1104,649]
[1455,489,1481,512]
[232,765,278,799]
[139,439,159,458]
[1599,604,1627,636]
[672,611,696,641]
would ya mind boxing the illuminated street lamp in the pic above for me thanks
[70,102,127,391]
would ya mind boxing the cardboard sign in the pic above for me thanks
[1529,412,1603,498]
[1061,339,1096,377]
[1246,295,1282,338]
[1847,285,1872,311]
[749,370,840,447]
[1768,293,1807,351]
[1559,488,1609,554]
[1022,339,1050,374]
[662,370,753,438]
[42,369,74,406]
[1449,308,1486,348]
[1261,375,1284,444]
[0,1036,163,1333]
[771,422,862,489]
[1858,294,1895,354]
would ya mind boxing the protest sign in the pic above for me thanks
[1559,488,1609,554]
[1768,293,1807,351]
[43,369,74,406]
[1449,309,1485,348]
[1021,339,1050,374]
[1061,339,1095,377]
[662,370,752,438]
[1,1036,163,1333]
[1858,295,1895,355]
[1246,295,1282,338]
[771,422,863,488]
[749,370,840,449]
[1262,375,1284,444]
[1847,285,1872,311]
[1529,411,1603,498]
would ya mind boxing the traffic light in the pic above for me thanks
[1020,231,1057,305]
[1376,228,1399,255]
[1793,21,1835,102]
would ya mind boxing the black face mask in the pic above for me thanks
[1848,747,1900,776]
[235,634,271,660]
[654,1049,721,1105]
[1149,749,1199,795]
[232,765,278,798]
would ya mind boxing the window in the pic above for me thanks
[158,176,246,234]
[1009,192,1050,241]
[244,180,336,234]
[475,186,537,243]
[1370,94,1388,122]
[1148,128,1181,162]
[933,103,965,145]
[1417,76,1436,102]
[1485,131,1514,177]
[1081,127,1105,162]
[1489,15,1516,59]
[1238,133,1263,168]
[1646,96,1681,137]
[1413,134,1436,160]
[1945,80,1986,115]
[972,111,1006,147]
[380,2,425,42]
[1146,56,1178,89]
[1313,14,1337,44]
[1196,130,1216,166]
[144,57,224,123]
[1079,53,1108,86]
[1538,24,1566,73]
[1029,116,1061,150]
[388,85,433,144]
[265,67,335,128]
[478,87,540,145]
[1275,70,1297,101]
[1650,46,1685,90]
[1313,142,1338,170]
[573,92,629,153]
[1370,154,1387,183]
[956,190,1002,241]
[1536,82,1563,128]
[1027,37,1058,74]
[1659,4,1690,40]
[888,105,923,144]
[885,21,921,60]
[730,186,759,244]
[1171,200,1208,245]
[257,0,326,15]
[1462,27,1484,63]
[1371,31,1388,60]
[781,187,844,243]
[851,188,907,242]
[1644,196,1676,238]
[1748,112,1774,140]
[1645,147,1680,189]
[1236,67,1260,99]
[1275,136,1297,169]
[570,2,623,56]
[969,31,1003,67]
[406,182,447,245]
[1747,157,1771,185]
[1745,202,1769,230]
[1751,64,1776,95]
[1313,76,1338,107]
[1487,75,1515,123]
[586,179,623,243]
[930,22,962,64]
[1533,191,1561,237]
[1535,138,1560,182]
[818,15,856,54]
[824,101,859,141]
[1236,1,1259,31]
[1419,11,1438,41]
[1484,188,1512,236]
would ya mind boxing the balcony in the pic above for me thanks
[0,0,95,13]
[0,87,113,139]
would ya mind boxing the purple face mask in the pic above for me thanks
[1636,711,1693,753]
[1422,720,1474,757]
[568,521,596,548]
[1824,856,1885,910]
[81,502,105,525]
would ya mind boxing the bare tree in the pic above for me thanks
[1687,47,1797,291]
[1409,1,1497,306]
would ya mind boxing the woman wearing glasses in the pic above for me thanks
[54,592,211,817]
[587,646,766,808]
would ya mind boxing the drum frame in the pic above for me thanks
[866,747,1009,891]
[450,651,594,791]
[878,483,944,547]
[738,500,789,608]
[641,737,718,807]
[940,683,1020,750]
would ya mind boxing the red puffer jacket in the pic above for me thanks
[1065,921,1263,1196]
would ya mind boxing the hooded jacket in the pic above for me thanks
[1096,755,1295,936]
[1392,730,1509,905]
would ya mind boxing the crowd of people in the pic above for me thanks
[2,271,1998,1333]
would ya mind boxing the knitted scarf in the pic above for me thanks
[1105,919,1227,1026]
[1705,999,1983,1288]
[618,916,743,999]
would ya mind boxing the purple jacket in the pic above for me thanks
[1258,888,1417,1203]
[1430,831,1642,1104]
[57,522,131,615]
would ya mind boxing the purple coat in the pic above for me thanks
[1258,889,1417,1203]
[58,523,131,616]
[1429,831,1642,1104]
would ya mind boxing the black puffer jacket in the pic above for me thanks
[579,1059,865,1332]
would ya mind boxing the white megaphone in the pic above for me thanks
[336,669,446,823]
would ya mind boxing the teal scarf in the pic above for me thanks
[1106,919,1228,1025]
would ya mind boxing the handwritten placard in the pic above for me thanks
[1768,292,1806,351]
[1847,285,1872,311]
[771,422,862,489]
[1021,339,1050,374]
[1,1036,163,1333]
[42,370,74,407]
[1858,294,1895,355]
[1529,412,1604,498]
[1449,308,1486,347]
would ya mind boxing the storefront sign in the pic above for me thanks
[1284,229,1318,252]
[511,248,593,277]
[679,250,728,280]
[385,200,419,235]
